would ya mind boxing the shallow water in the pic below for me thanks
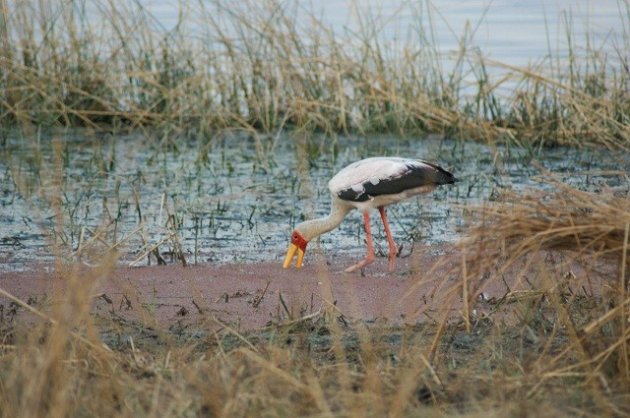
[1,131,629,272]
[138,0,624,70]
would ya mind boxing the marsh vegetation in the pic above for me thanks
[1,0,630,416]
[1,0,628,147]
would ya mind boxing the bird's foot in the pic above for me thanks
[387,257,396,273]
[344,257,375,273]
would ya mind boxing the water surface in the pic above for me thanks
[138,0,625,69]
[1,132,628,272]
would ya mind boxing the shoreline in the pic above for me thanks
[0,244,612,333]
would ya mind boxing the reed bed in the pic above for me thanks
[0,0,629,148]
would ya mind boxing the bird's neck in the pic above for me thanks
[298,199,351,241]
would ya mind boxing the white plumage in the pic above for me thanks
[283,156,457,273]
[329,157,429,191]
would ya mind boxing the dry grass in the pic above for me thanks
[0,0,628,148]
[462,176,630,276]
[452,178,630,414]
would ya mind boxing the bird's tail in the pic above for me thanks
[424,161,458,185]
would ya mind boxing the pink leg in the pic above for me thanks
[345,212,376,273]
[379,207,397,272]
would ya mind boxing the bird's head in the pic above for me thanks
[283,229,309,269]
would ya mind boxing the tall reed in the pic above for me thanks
[0,0,628,148]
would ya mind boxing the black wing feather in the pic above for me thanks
[337,162,456,202]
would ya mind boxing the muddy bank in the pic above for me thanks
[0,244,614,336]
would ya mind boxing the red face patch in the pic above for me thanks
[291,230,308,252]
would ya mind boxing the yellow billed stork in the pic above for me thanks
[283,156,458,273]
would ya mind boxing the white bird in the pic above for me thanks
[283,156,458,273]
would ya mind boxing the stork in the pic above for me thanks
[283,156,458,273]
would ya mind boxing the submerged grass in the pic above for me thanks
[0,0,629,148]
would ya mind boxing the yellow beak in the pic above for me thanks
[283,243,305,268]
